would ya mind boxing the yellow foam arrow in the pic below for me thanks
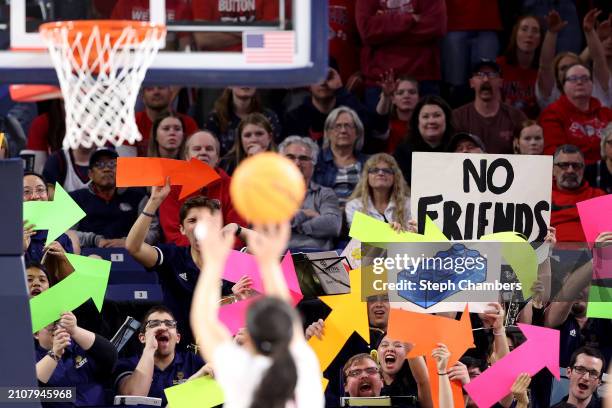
[308,268,370,374]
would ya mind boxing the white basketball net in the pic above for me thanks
[40,22,166,149]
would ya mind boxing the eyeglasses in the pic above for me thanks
[332,123,355,131]
[565,75,591,84]
[368,167,394,175]
[572,365,600,379]
[93,160,117,170]
[554,162,584,170]
[23,187,48,197]
[347,367,380,377]
[605,140,612,146]
[145,319,177,329]
[285,154,313,163]
[474,71,500,79]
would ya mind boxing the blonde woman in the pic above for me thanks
[345,153,411,231]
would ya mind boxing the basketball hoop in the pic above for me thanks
[39,20,166,149]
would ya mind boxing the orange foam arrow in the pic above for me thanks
[388,305,474,408]
[116,157,220,199]
[308,268,370,375]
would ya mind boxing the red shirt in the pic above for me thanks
[329,0,361,84]
[385,118,409,154]
[26,113,53,153]
[445,0,501,31]
[191,0,278,51]
[356,0,447,84]
[496,56,539,119]
[551,182,605,242]
[111,0,192,21]
[134,111,198,157]
[158,167,244,246]
[540,95,612,165]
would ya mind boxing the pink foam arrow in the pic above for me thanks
[222,250,303,305]
[464,324,560,408]
[577,195,612,249]
[218,297,258,335]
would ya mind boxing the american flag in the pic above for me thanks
[243,31,295,64]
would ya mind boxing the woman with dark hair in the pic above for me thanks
[191,214,324,408]
[147,112,186,159]
[25,261,50,298]
[205,87,282,156]
[26,99,66,170]
[496,15,543,118]
[219,113,276,175]
[376,74,420,154]
[393,95,455,186]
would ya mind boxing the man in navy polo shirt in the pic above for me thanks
[126,180,253,346]
[552,346,605,408]
[23,172,74,283]
[115,306,206,406]
[70,148,145,248]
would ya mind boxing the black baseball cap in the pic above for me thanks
[447,132,487,153]
[89,148,118,169]
[472,59,502,76]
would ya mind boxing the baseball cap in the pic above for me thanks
[472,59,502,76]
[447,132,487,153]
[89,148,118,169]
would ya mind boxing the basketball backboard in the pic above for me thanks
[0,0,327,87]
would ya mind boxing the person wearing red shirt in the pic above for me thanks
[376,74,419,154]
[541,63,612,165]
[442,0,501,107]
[129,86,198,157]
[191,0,278,51]
[496,15,543,119]
[355,0,446,110]
[158,130,244,246]
[551,145,605,242]
[329,0,361,85]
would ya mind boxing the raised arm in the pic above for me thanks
[407,355,433,408]
[118,327,161,397]
[190,210,234,363]
[537,10,568,100]
[125,179,171,268]
[431,343,453,408]
[582,9,610,93]
[36,327,70,383]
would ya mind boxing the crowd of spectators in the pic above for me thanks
[6,0,612,407]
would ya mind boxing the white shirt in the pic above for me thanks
[345,196,411,226]
[213,340,324,408]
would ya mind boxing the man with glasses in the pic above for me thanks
[552,346,606,408]
[279,136,341,251]
[551,144,605,242]
[453,59,527,154]
[541,63,612,164]
[343,353,384,398]
[70,149,146,248]
[115,305,204,406]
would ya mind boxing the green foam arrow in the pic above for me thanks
[164,376,224,408]
[349,211,447,244]
[23,183,86,246]
[30,253,111,333]
[586,285,612,319]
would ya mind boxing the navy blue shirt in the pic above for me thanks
[70,185,145,240]
[26,230,74,263]
[35,341,105,407]
[114,350,204,406]
[558,315,612,369]
[152,244,234,346]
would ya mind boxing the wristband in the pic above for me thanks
[234,225,242,237]
[438,372,447,375]
[493,328,505,336]
[142,211,155,218]
[47,350,60,362]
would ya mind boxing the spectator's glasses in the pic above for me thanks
[474,71,500,79]
[145,319,177,329]
[347,367,379,377]
[23,187,48,198]
[332,123,355,131]
[571,365,601,380]
[605,140,612,146]
[368,167,394,175]
[565,75,591,84]
[285,154,313,163]
[93,160,117,170]
[554,162,584,170]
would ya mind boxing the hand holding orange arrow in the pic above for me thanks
[116,157,220,199]
[388,305,474,408]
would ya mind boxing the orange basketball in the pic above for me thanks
[230,152,306,223]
